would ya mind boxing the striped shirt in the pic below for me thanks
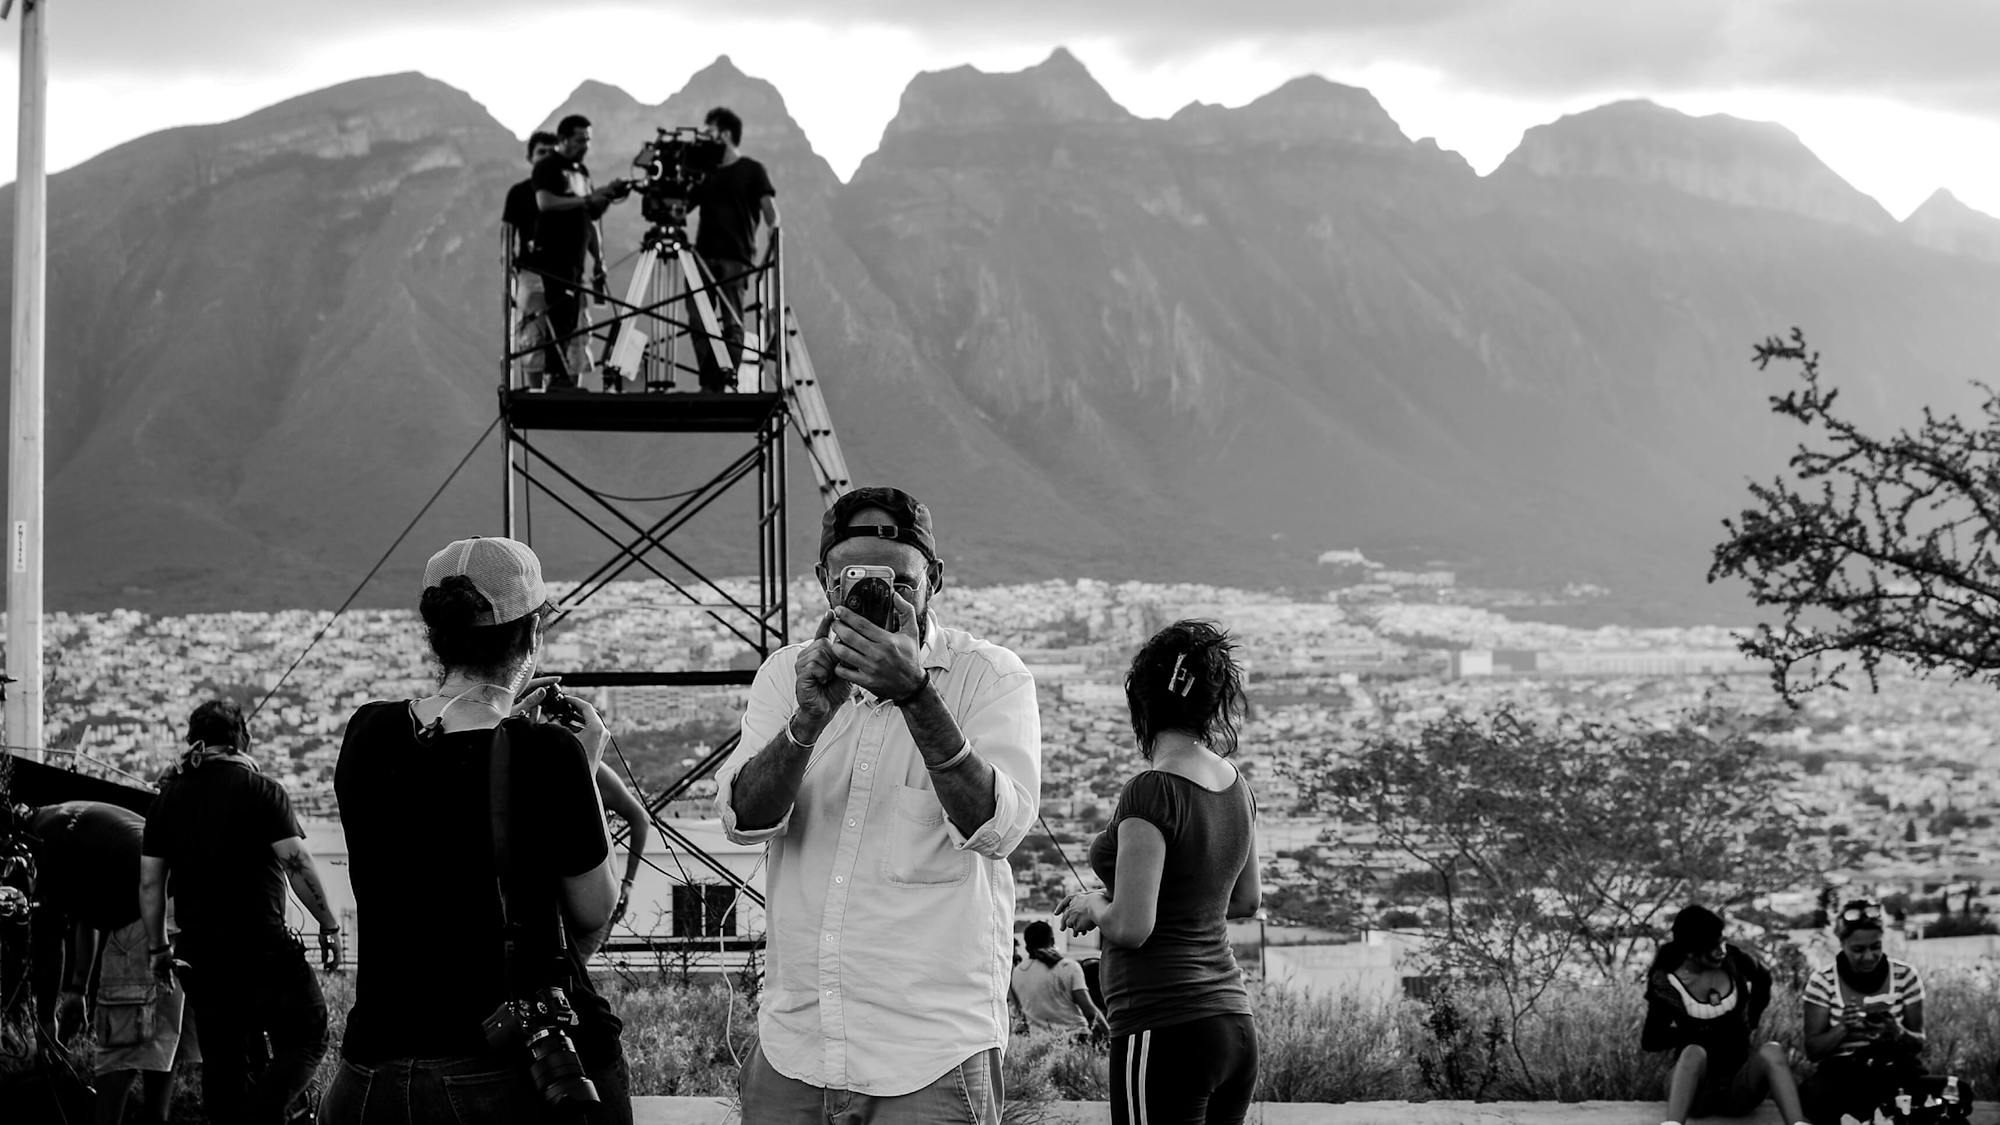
[1802,957,1925,1058]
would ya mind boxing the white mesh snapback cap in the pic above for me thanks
[422,537,548,625]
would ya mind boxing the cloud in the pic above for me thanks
[12,0,1998,124]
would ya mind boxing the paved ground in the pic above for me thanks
[631,1097,1999,1124]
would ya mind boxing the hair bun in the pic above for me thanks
[420,575,492,630]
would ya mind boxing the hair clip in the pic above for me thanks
[1167,653,1196,697]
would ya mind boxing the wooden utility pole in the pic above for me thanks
[4,0,47,760]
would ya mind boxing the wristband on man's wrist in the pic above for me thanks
[926,741,974,775]
[785,715,816,749]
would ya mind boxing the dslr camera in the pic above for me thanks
[629,126,727,227]
[539,683,587,732]
[482,986,600,1111]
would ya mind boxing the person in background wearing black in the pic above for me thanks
[1059,621,1261,1125]
[320,536,630,1125]
[140,700,340,1125]
[20,799,190,1125]
[504,130,558,390]
[688,106,778,392]
[1640,903,1808,1125]
[534,114,627,390]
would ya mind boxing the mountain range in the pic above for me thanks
[4,49,2000,619]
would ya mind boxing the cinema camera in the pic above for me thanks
[628,126,727,229]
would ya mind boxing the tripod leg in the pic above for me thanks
[678,246,737,391]
[603,249,663,393]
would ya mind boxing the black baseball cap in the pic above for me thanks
[819,486,937,565]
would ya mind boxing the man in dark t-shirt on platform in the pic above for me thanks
[141,700,341,1125]
[689,106,779,392]
[534,113,629,390]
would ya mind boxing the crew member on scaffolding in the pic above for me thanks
[534,114,628,391]
[689,106,779,393]
[717,486,1042,1121]
[504,130,557,390]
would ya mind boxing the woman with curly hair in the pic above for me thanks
[1642,903,1808,1125]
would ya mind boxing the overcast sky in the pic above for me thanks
[2,0,1997,219]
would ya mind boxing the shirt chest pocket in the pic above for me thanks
[881,783,972,888]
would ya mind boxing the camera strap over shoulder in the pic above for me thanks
[488,718,572,1001]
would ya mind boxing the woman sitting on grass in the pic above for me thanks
[1641,903,1809,1125]
[1058,620,1262,1125]
[1798,899,1927,1124]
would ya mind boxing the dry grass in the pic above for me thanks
[15,965,2000,1113]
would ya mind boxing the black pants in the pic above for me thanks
[544,271,585,386]
[179,935,329,1125]
[1109,1013,1258,1125]
[692,256,749,392]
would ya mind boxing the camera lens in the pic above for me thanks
[524,1026,600,1107]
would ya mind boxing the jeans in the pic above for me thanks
[178,936,329,1125]
[318,1051,632,1125]
[739,1044,1001,1124]
[515,273,549,387]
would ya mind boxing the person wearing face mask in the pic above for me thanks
[1798,899,1928,1124]
[1641,904,1809,1125]
[321,536,630,1125]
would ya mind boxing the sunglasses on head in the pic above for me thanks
[1839,902,1884,925]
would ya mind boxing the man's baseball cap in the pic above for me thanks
[423,536,548,625]
[819,486,937,565]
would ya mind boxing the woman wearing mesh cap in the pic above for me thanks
[1058,620,1262,1125]
[321,536,631,1125]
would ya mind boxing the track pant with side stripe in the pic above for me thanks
[1109,1013,1258,1125]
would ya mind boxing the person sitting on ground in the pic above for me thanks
[1641,903,1809,1125]
[1009,920,1109,1041]
[1799,899,1927,1124]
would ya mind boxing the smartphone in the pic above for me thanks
[1863,994,1893,1019]
[833,565,900,630]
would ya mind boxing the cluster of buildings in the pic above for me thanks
[17,578,2000,984]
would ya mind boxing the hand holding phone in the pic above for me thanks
[832,565,901,631]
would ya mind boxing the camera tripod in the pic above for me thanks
[599,214,737,394]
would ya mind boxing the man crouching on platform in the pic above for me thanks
[716,486,1042,1122]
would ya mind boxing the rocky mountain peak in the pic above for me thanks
[1904,188,2000,261]
[1498,99,1893,232]
[882,47,1133,138]
[1171,75,1410,148]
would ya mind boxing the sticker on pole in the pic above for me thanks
[12,521,25,573]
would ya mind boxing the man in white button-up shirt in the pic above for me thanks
[717,486,1041,1122]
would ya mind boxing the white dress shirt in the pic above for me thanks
[715,618,1042,1095]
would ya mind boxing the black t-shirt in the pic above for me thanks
[502,177,542,270]
[28,801,144,931]
[141,758,302,947]
[692,156,775,266]
[531,153,596,270]
[1087,770,1255,1037]
[334,701,619,1068]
